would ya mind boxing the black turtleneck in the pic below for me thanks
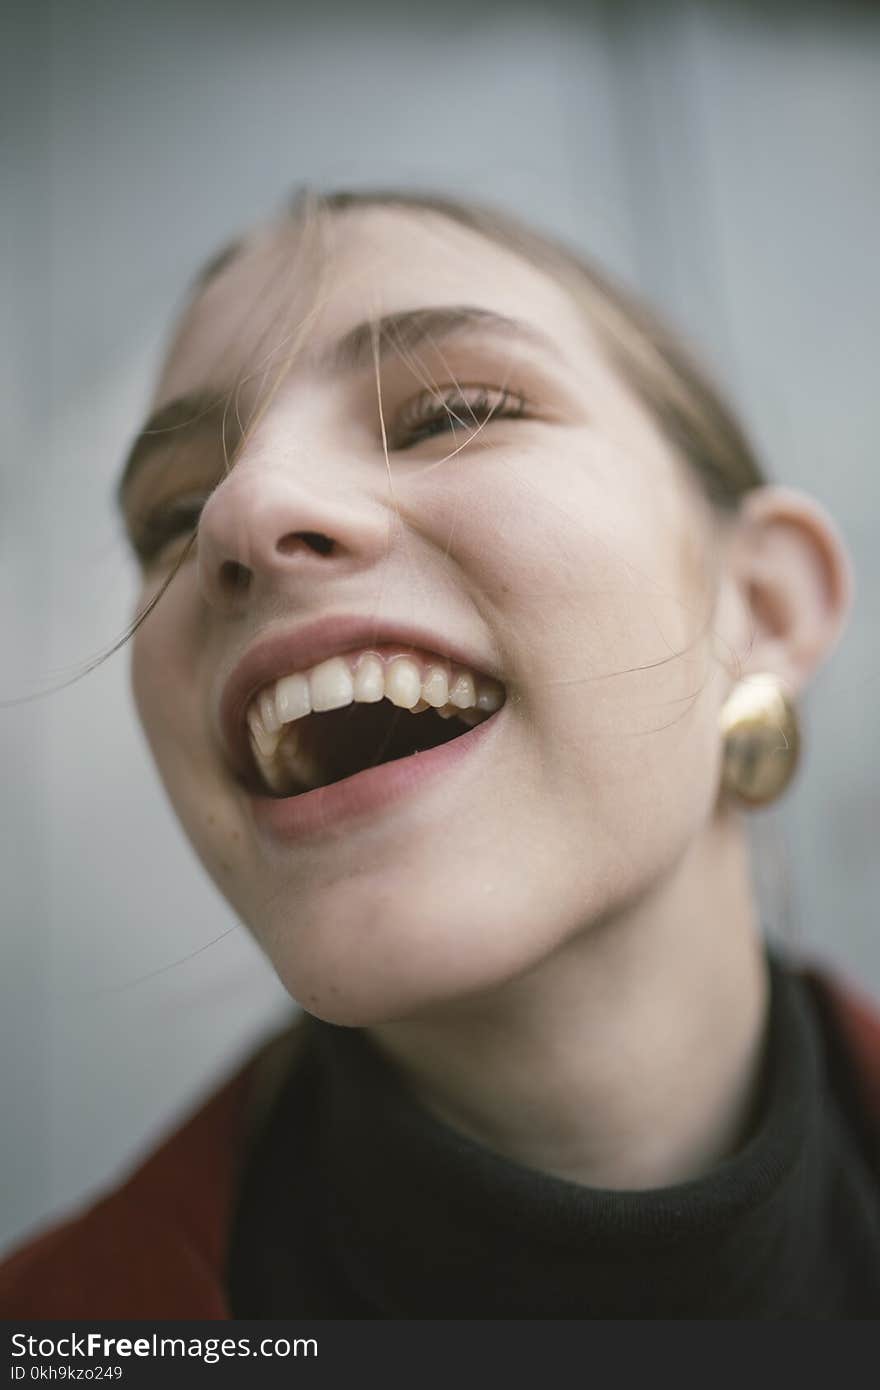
[227,952,880,1318]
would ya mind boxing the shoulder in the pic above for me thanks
[0,1015,308,1319]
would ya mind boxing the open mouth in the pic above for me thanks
[242,651,506,800]
[251,700,497,799]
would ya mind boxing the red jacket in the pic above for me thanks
[2,966,879,1320]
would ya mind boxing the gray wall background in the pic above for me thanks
[2,0,878,1250]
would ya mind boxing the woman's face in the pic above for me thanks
[125,207,740,1024]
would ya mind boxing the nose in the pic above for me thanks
[196,457,392,612]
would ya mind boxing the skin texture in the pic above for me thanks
[125,206,853,1188]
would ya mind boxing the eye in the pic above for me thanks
[391,384,528,450]
[130,493,209,566]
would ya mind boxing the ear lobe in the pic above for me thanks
[732,486,855,692]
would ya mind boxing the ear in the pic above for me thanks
[725,485,855,696]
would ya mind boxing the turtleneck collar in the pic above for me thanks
[229,949,880,1318]
[306,952,823,1317]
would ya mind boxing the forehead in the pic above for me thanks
[153,206,598,407]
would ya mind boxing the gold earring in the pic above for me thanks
[719,673,801,808]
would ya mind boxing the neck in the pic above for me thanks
[367,810,771,1190]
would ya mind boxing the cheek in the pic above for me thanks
[444,449,722,830]
[444,446,702,682]
[130,586,246,886]
[130,576,200,767]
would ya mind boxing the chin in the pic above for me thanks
[257,896,559,1032]
[271,963,449,1029]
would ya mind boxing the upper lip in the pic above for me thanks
[217,612,503,784]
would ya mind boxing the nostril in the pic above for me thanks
[277,531,336,557]
[219,560,252,594]
[216,533,334,594]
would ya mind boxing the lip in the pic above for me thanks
[247,700,503,843]
[217,612,504,783]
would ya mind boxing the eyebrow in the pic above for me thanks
[116,304,556,508]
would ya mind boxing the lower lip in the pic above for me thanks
[247,707,504,843]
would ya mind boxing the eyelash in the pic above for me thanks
[392,384,527,448]
[131,384,529,563]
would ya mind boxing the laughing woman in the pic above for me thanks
[2,189,879,1319]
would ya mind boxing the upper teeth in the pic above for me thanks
[245,650,505,792]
